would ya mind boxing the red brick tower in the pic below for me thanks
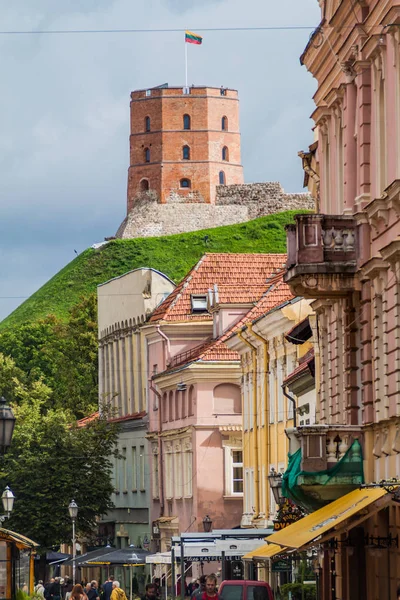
[127,85,244,212]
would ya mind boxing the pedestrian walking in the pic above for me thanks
[102,577,114,600]
[50,577,62,600]
[70,584,88,600]
[35,581,45,596]
[201,575,219,600]
[87,581,100,600]
[191,577,206,600]
[110,581,128,600]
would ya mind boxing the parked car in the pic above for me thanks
[219,580,274,600]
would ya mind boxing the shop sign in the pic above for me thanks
[272,559,291,572]
[273,499,303,531]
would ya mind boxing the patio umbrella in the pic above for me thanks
[86,546,151,566]
[62,546,114,567]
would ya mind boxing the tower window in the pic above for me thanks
[222,116,228,131]
[180,178,191,188]
[183,114,191,130]
[140,179,149,191]
[144,148,150,163]
[145,116,151,132]
[183,145,190,160]
[219,171,226,185]
[222,146,229,161]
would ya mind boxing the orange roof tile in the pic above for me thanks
[150,253,288,323]
[156,276,295,374]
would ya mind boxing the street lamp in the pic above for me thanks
[268,468,283,505]
[68,500,78,585]
[0,397,16,454]
[0,486,15,523]
[202,515,212,533]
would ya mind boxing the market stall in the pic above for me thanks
[0,527,38,600]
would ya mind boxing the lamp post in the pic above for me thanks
[0,397,16,455]
[0,486,15,523]
[202,515,212,533]
[268,468,283,506]
[68,500,78,585]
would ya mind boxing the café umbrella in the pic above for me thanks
[87,546,151,600]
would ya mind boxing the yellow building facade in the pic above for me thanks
[227,296,315,528]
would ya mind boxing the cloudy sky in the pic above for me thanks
[0,0,320,321]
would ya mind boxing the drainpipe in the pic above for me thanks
[247,324,270,517]
[149,381,165,516]
[238,330,260,516]
[156,325,171,365]
[282,385,297,428]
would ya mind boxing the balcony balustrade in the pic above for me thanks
[284,214,358,298]
[284,424,364,510]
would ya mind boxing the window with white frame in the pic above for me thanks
[269,365,276,423]
[122,447,127,492]
[183,449,193,497]
[174,448,183,498]
[225,447,243,496]
[277,359,284,422]
[139,445,145,491]
[165,449,173,499]
[131,447,137,491]
[232,450,243,494]
[244,468,254,513]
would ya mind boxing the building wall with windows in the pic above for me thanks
[97,267,175,549]
[226,297,314,527]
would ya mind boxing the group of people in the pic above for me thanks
[34,573,219,600]
[34,576,128,600]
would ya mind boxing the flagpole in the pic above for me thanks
[185,38,188,88]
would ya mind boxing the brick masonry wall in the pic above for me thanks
[116,182,315,239]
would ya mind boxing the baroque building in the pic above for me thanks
[259,1,400,600]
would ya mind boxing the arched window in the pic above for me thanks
[183,114,191,130]
[221,116,228,131]
[222,146,229,161]
[145,116,151,132]
[144,147,150,163]
[219,171,226,185]
[140,179,149,191]
[180,178,191,188]
[182,145,190,160]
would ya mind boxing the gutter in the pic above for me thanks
[246,324,271,518]
[156,325,171,364]
[238,331,260,515]
[282,385,297,428]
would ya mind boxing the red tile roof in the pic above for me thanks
[76,411,99,427]
[157,276,294,374]
[150,253,288,323]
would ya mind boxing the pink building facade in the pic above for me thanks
[142,253,288,551]
[283,2,400,599]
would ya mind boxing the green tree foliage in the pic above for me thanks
[0,389,119,549]
[0,295,98,419]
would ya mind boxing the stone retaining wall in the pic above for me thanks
[116,182,315,239]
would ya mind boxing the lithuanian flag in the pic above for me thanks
[185,30,202,45]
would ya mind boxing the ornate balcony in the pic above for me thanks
[284,214,358,299]
[284,424,364,512]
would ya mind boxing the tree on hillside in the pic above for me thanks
[0,394,119,550]
[0,295,98,418]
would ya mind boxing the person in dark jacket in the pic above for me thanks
[102,577,114,600]
[50,578,62,600]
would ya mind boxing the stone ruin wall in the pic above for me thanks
[116,182,315,239]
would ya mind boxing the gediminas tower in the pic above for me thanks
[127,84,244,212]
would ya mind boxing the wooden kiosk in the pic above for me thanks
[0,527,38,599]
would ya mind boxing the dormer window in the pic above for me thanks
[191,294,208,313]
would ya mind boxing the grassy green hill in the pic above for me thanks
[1,211,305,329]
